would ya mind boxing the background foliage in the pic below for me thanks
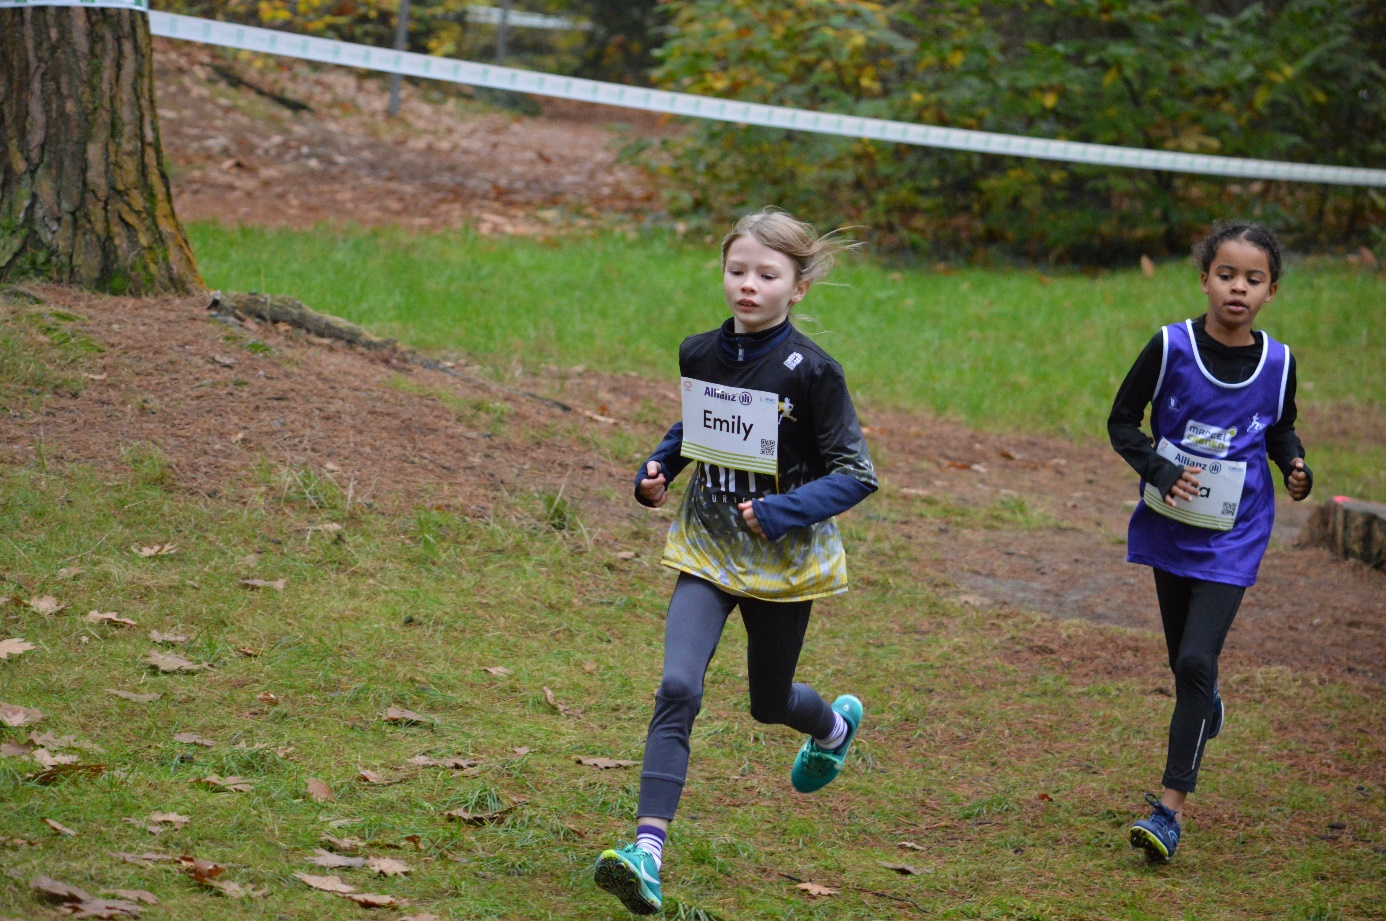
[651,0,1386,263]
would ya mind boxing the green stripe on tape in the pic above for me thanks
[1142,492,1234,531]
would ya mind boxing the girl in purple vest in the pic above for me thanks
[1108,222,1312,862]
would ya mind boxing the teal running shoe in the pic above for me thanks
[791,694,863,793]
[1129,792,1181,863]
[594,843,662,915]
[1208,685,1225,739]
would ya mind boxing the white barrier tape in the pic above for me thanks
[466,5,589,31]
[5,3,1382,187]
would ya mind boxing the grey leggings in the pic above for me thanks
[637,573,838,820]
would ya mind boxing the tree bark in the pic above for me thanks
[0,7,201,294]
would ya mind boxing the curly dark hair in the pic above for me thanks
[1193,222,1285,283]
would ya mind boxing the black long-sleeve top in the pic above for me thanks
[1108,316,1312,499]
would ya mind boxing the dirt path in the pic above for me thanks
[4,287,1381,688]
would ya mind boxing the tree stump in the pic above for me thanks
[0,7,201,294]
[1298,497,1386,570]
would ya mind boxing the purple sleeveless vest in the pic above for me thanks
[1127,320,1291,587]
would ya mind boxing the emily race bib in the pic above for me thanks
[679,377,779,476]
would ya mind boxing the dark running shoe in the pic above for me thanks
[1129,792,1181,863]
[1208,686,1225,740]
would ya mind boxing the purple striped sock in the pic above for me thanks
[635,824,666,868]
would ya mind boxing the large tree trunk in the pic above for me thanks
[0,7,201,294]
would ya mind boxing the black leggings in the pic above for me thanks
[1152,569,1246,793]
[636,573,838,820]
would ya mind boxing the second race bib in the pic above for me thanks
[1142,438,1247,531]
[679,377,780,476]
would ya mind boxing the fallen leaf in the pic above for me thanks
[357,769,398,785]
[173,732,215,747]
[196,774,254,793]
[796,881,839,897]
[2,741,34,757]
[574,756,636,770]
[255,691,279,705]
[341,891,400,907]
[320,834,363,851]
[106,890,157,905]
[366,857,410,877]
[615,551,636,560]
[406,755,478,770]
[112,852,176,866]
[28,763,105,784]
[239,578,286,591]
[304,523,343,536]
[210,355,236,368]
[323,462,341,472]
[148,631,188,644]
[126,811,190,835]
[897,841,925,851]
[0,703,43,726]
[293,872,356,894]
[28,595,64,615]
[105,689,161,703]
[306,778,335,802]
[543,687,582,719]
[56,566,83,580]
[179,856,225,882]
[86,611,138,627]
[306,848,364,869]
[130,544,178,557]
[236,645,261,658]
[144,651,211,673]
[205,879,266,898]
[44,818,77,836]
[32,749,80,768]
[481,665,511,676]
[0,637,36,659]
[31,876,92,903]
[512,747,531,756]
[383,707,430,724]
[231,431,246,444]
[880,862,924,875]
[1140,254,1156,277]
[401,834,425,850]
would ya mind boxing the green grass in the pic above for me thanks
[1,459,1382,920]
[187,223,1386,500]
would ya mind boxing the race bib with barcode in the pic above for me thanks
[679,377,780,476]
[1142,438,1247,531]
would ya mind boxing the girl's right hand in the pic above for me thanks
[1164,466,1203,507]
[638,461,668,507]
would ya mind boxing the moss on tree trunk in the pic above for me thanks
[0,7,201,294]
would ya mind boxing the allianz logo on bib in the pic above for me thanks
[1181,419,1237,457]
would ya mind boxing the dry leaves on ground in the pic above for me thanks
[342,892,401,907]
[124,812,190,834]
[382,707,431,725]
[880,862,924,875]
[28,596,64,615]
[357,769,403,785]
[28,763,105,784]
[796,881,840,898]
[0,638,36,659]
[294,873,356,894]
[306,849,364,870]
[32,749,80,768]
[306,778,335,802]
[406,755,479,770]
[195,774,255,793]
[31,876,145,918]
[0,703,43,727]
[105,890,157,906]
[86,612,138,627]
[440,803,516,825]
[30,732,101,752]
[148,631,188,644]
[1,741,33,757]
[112,852,177,867]
[366,857,410,877]
[203,879,268,899]
[173,732,215,747]
[143,651,211,673]
[131,544,178,557]
[481,665,511,676]
[44,818,77,836]
[320,834,364,851]
[105,689,161,703]
[543,686,583,719]
[239,578,287,591]
[574,757,636,770]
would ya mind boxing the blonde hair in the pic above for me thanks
[720,207,859,284]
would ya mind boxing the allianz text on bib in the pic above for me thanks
[1142,438,1247,531]
[679,377,780,476]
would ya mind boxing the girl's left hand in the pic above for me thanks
[737,500,766,538]
[1287,458,1311,501]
